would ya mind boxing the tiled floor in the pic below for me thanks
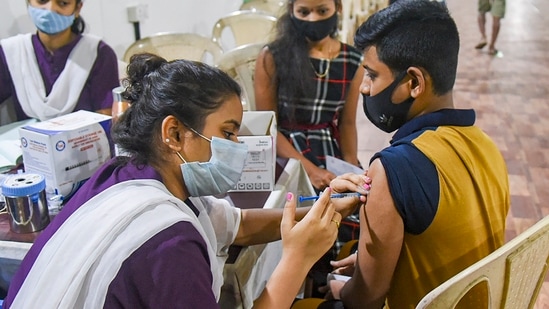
[355,0,549,307]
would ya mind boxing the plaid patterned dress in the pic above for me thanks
[278,43,363,262]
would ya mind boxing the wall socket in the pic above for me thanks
[127,4,148,23]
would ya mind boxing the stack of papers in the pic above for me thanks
[0,119,37,173]
[326,155,364,175]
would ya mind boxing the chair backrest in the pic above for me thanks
[336,239,358,261]
[373,0,389,11]
[338,0,357,44]
[291,298,325,309]
[215,43,264,111]
[211,10,277,51]
[117,59,128,82]
[240,0,285,17]
[123,32,223,65]
[353,0,373,29]
[416,215,549,309]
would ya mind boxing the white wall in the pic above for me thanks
[1,0,242,59]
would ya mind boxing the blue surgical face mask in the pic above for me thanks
[178,130,248,197]
[363,71,415,133]
[28,6,75,35]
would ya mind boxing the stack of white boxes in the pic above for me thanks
[19,110,112,198]
[232,111,277,192]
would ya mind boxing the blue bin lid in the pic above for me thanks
[1,173,46,197]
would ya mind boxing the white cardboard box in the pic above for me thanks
[232,111,277,192]
[19,110,112,198]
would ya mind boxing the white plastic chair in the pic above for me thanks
[215,43,264,111]
[211,10,277,51]
[123,32,223,65]
[374,0,389,11]
[353,0,372,28]
[338,0,357,44]
[117,59,128,82]
[416,215,549,309]
[240,0,285,17]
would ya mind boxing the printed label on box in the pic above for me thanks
[19,110,112,198]
[231,111,277,192]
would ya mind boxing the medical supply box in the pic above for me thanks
[19,110,112,198]
[232,111,277,192]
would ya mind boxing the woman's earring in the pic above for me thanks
[165,138,170,143]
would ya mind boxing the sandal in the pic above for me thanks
[488,48,498,55]
[475,40,487,49]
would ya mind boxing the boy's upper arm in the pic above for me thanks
[341,158,404,308]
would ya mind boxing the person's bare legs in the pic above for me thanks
[488,16,501,54]
[476,12,488,49]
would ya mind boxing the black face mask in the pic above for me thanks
[363,72,415,133]
[291,13,338,42]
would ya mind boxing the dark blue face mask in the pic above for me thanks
[362,71,415,133]
[290,13,338,42]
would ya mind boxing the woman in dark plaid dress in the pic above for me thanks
[254,0,365,294]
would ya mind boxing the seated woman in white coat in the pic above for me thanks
[3,54,369,309]
[0,0,119,124]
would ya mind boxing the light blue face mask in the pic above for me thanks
[178,131,248,197]
[28,6,75,35]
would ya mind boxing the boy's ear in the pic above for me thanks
[407,67,426,98]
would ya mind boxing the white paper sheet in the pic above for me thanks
[326,155,364,175]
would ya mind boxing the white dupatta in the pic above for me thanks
[1,33,99,121]
[10,179,229,308]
